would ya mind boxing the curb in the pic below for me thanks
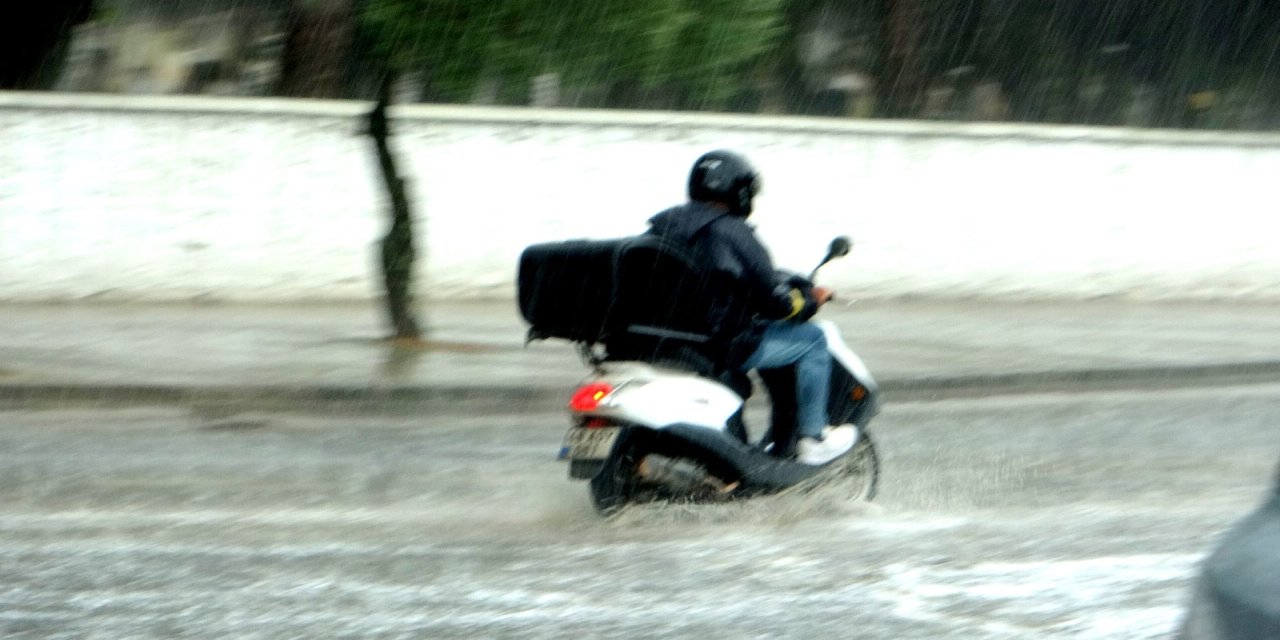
[0,384,557,414]
[878,361,1280,400]
[4,361,1279,412]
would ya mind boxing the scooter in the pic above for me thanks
[518,235,881,515]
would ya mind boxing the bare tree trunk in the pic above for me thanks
[880,0,926,118]
[366,78,421,341]
[277,0,354,98]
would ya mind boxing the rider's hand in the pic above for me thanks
[813,286,834,306]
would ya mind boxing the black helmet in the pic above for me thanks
[688,150,761,217]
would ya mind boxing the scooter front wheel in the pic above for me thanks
[838,431,880,501]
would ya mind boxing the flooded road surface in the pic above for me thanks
[2,384,1278,639]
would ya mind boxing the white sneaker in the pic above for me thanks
[796,426,857,465]
[821,425,860,443]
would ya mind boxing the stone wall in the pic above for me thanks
[3,92,1280,302]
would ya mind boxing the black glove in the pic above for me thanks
[773,273,820,322]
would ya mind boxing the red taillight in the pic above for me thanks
[569,382,614,412]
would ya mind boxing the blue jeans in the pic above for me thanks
[740,321,830,439]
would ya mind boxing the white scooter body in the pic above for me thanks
[577,362,743,429]
[571,320,876,432]
[558,320,879,470]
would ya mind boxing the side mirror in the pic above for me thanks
[827,236,852,260]
[811,236,853,281]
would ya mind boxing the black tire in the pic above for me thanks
[588,435,642,516]
[791,431,879,501]
[835,431,880,501]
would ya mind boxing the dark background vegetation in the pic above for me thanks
[5,0,1280,129]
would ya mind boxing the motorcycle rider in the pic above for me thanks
[646,150,857,465]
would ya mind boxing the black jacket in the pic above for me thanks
[647,201,816,367]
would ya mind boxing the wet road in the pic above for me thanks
[2,385,1278,639]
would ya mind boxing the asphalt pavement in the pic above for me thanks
[3,299,1280,410]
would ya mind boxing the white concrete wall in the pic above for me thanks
[3,92,1280,302]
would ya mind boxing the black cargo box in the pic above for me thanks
[517,235,715,346]
[517,238,622,343]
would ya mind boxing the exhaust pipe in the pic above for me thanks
[637,454,738,495]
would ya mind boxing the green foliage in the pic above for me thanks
[354,0,1280,127]
[358,0,786,108]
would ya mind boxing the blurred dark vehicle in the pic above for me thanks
[1178,460,1280,639]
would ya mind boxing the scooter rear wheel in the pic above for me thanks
[589,436,642,516]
